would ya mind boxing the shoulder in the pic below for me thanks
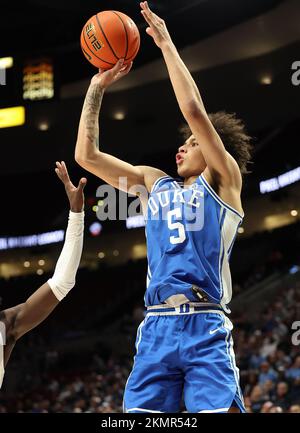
[205,152,242,191]
[136,166,170,193]
[203,155,244,216]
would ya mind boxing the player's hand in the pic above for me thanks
[91,59,133,89]
[55,161,87,212]
[140,1,172,48]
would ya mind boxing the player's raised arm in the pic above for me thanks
[3,162,86,345]
[140,1,241,188]
[74,61,166,193]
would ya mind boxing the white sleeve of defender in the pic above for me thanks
[47,211,84,301]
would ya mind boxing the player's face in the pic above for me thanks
[176,135,206,178]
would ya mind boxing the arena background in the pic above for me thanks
[0,0,300,413]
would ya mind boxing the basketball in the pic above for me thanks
[80,11,140,70]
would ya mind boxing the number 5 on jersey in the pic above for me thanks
[167,208,186,245]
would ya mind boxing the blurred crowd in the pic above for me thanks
[234,282,300,413]
[0,356,130,413]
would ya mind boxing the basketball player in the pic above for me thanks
[75,1,252,413]
[0,161,86,389]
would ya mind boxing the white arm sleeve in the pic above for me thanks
[47,211,84,301]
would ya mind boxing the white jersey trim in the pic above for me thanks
[219,208,241,308]
[123,316,149,413]
[198,407,230,413]
[199,174,244,219]
[126,407,163,413]
[146,309,225,317]
[150,176,171,194]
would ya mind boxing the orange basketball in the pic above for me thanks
[80,11,140,70]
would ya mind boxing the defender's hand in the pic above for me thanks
[91,59,133,89]
[55,161,87,212]
[140,1,172,48]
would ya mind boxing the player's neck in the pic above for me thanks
[183,175,199,187]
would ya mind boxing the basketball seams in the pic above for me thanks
[124,20,140,61]
[96,13,119,61]
[81,11,140,69]
[111,11,128,60]
[125,45,140,62]
[81,26,114,67]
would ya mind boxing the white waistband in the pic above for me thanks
[146,302,221,310]
[146,302,224,316]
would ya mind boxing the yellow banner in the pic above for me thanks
[0,106,25,128]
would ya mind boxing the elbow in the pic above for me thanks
[75,145,95,168]
[182,101,206,121]
[74,143,85,166]
[75,151,85,167]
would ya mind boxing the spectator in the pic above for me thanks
[260,401,274,413]
[286,356,300,381]
[269,406,283,413]
[258,361,278,385]
[273,382,291,410]
[289,405,300,413]
[250,385,267,413]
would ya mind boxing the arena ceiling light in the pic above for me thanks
[113,111,125,120]
[260,74,272,85]
[0,57,13,69]
[37,121,49,131]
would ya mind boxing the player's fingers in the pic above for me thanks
[120,62,133,76]
[140,2,147,11]
[55,167,62,180]
[110,58,125,76]
[61,162,72,185]
[146,26,154,34]
[141,10,152,25]
[55,161,68,184]
[144,1,152,12]
[143,1,156,19]
[142,2,163,24]
[61,161,71,181]
[77,177,87,191]
[55,162,63,179]
[140,3,154,20]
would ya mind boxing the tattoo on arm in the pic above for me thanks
[82,84,104,145]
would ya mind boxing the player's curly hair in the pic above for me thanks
[180,111,253,175]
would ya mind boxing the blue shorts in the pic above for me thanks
[123,303,245,413]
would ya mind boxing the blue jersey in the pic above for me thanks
[145,173,243,309]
